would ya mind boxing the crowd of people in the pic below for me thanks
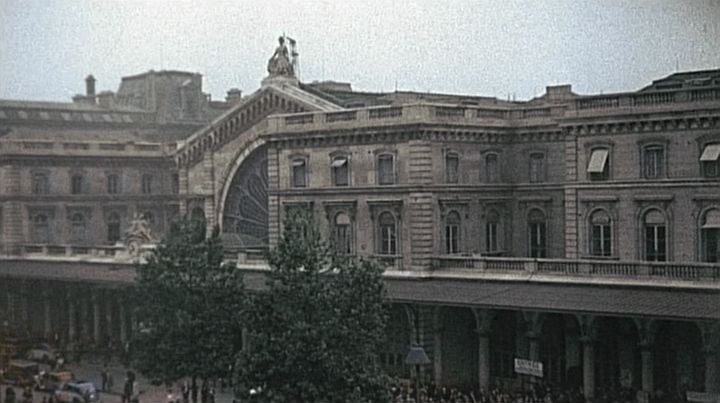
[388,380,690,403]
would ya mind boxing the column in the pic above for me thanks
[67,299,76,343]
[432,307,443,385]
[92,291,101,343]
[105,291,113,343]
[527,332,540,362]
[582,338,595,400]
[473,309,494,390]
[119,300,127,346]
[705,348,719,393]
[81,293,91,341]
[43,290,52,339]
[130,307,137,338]
[640,345,654,394]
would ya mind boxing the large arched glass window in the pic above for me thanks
[70,213,86,243]
[701,209,720,263]
[445,211,461,254]
[589,210,612,257]
[107,212,121,243]
[333,212,352,255]
[378,212,397,255]
[32,214,50,243]
[528,209,547,258]
[643,209,667,261]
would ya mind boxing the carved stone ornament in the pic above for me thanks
[124,213,155,256]
[267,36,295,78]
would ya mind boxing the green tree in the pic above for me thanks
[131,219,245,383]
[236,209,390,403]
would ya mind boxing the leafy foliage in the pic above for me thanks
[235,209,390,403]
[131,219,244,382]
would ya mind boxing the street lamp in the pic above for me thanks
[405,344,430,403]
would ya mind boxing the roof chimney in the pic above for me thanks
[85,74,96,97]
[226,88,243,104]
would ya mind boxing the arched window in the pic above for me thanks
[377,153,395,185]
[485,153,499,183]
[70,213,86,243]
[107,212,121,243]
[445,152,459,183]
[291,158,307,188]
[701,209,720,262]
[378,212,397,255]
[107,174,120,194]
[589,210,612,257]
[32,214,50,243]
[528,209,547,258]
[71,174,84,194]
[643,209,667,261]
[141,174,153,194]
[333,212,352,254]
[445,211,461,254]
[485,209,501,254]
[331,155,349,186]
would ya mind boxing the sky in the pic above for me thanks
[0,0,719,103]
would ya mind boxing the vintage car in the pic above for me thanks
[54,381,100,403]
[26,343,57,363]
[1,359,40,386]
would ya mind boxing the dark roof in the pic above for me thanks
[640,68,720,92]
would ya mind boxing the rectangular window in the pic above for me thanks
[292,159,306,188]
[32,173,49,194]
[529,222,547,258]
[643,146,664,179]
[701,144,720,178]
[142,174,153,194]
[703,229,719,263]
[380,225,396,254]
[645,225,667,261]
[486,222,498,253]
[172,173,180,193]
[485,154,498,183]
[107,175,120,194]
[71,175,84,194]
[378,154,395,185]
[591,224,612,257]
[587,149,610,181]
[529,153,544,183]
[332,157,349,186]
[446,153,459,183]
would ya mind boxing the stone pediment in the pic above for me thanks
[175,83,343,167]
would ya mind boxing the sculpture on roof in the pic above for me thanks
[267,36,296,78]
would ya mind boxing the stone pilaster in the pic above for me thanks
[564,132,579,258]
[202,152,216,236]
[2,165,24,254]
[267,146,280,248]
[407,139,434,270]
[178,167,189,216]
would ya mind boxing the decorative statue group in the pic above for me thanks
[267,36,296,78]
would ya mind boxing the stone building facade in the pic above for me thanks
[1,55,720,397]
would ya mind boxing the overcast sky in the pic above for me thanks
[1,0,719,102]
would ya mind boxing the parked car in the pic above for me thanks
[26,343,57,363]
[1,359,40,386]
[54,381,100,403]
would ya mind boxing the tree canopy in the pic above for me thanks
[131,219,245,382]
[235,209,390,403]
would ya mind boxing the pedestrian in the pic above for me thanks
[101,365,109,391]
[108,372,115,392]
[182,380,190,403]
[191,378,198,403]
[201,379,208,403]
